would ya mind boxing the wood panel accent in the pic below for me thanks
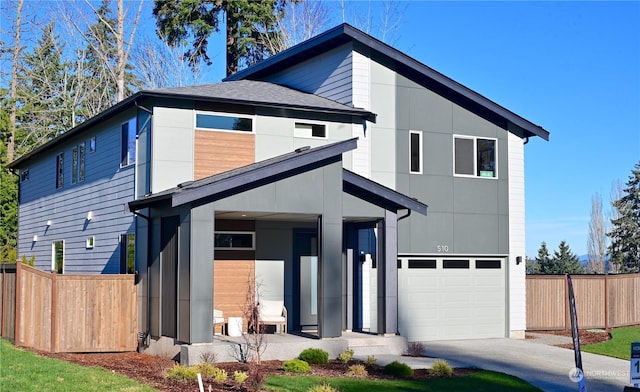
[194,131,255,179]
[14,264,137,352]
[214,260,255,333]
[526,274,640,330]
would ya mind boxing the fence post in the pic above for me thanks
[564,274,570,331]
[51,271,57,353]
[604,274,609,330]
[14,262,21,346]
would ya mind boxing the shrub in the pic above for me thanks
[199,351,217,364]
[366,355,377,365]
[164,364,198,380]
[299,348,329,365]
[429,359,453,377]
[283,359,312,373]
[346,364,368,377]
[406,341,424,357]
[307,382,338,392]
[212,367,228,384]
[194,362,218,377]
[233,370,248,384]
[383,361,414,377]
[338,349,354,363]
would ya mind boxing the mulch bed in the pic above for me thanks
[33,349,477,392]
[526,329,612,346]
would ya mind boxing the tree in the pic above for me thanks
[531,241,554,274]
[0,104,18,262]
[587,193,608,273]
[608,162,640,273]
[552,240,585,274]
[4,0,23,163]
[153,0,291,76]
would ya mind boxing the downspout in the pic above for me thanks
[397,209,411,221]
[132,209,152,353]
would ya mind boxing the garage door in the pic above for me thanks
[398,257,506,341]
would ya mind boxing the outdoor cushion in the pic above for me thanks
[259,300,285,322]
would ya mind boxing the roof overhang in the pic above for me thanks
[226,23,549,141]
[128,139,427,217]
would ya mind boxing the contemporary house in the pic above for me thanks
[9,23,548,352]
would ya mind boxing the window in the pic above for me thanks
[120,233,135,274]
[196,113,252,132]
[443,259,469,269]
[86,236,95,249]
[52,241,64,273]
[454,136,497,178]
[89,137,96,153]
[55,153,64,189]
[409,130,422,174]
[121,119,136,167]
[408,259,436,269]
[214,231,255,250]
[294,123,326,138]
[20,169,29,182]
[476,259,502,269]
[72,142,86,184]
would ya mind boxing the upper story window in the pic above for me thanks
[72,142,85,184]
[121,118,136,167]
[55,153,64,189]
[454,136,497,178]
[89,136,96,153]
[409,130,423,174]
[196,113,253,132]
[294,123,326,138]
[20,169,29,182]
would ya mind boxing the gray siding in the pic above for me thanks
[393,75,510,255]
[264,44,354,105]
[17,109,137,274]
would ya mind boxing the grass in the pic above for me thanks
[265,370,542,391]
[0,338,156,392]
[582,326,640,360]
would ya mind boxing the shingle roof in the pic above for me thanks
[226,23,550,141]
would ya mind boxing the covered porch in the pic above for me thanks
[128,139,427,362]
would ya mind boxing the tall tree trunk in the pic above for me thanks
[226,5,239,77]
[8,0,23,162]
[116,0,125,102]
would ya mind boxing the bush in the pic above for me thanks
[283,359,312,373]
[194,362,218,377]
[211,367,228,384]
[307,382,338,392]
[406,341,424,357]
[338,349,354,363]
[164,364,198,380]
[299,348,329,365]
[366,355,377,365]
[429,359,453,377]
[233,370,248,384]
[346,364,368,377]
[383,361,414,377]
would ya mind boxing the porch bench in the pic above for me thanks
[258,300,287,334]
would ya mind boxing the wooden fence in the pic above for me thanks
[2,262,137,352]
[1,263,17,341]
[526,274,640,330]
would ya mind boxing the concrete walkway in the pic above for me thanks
[369,337,630,392]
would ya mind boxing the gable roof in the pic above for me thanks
[225,23,549,141]
[8,80,375,169]
[128,138,427,215]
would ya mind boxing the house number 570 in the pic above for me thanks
[436,245,449,252]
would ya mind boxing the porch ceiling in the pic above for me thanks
[215,210,380,223]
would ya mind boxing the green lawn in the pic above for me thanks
[265,370,542,392]
[0,338,156,392]
[582,326,640,360]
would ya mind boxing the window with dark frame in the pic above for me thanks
[475,259,502,269]
[89,136,96,152]
[408,259,436,269]
[20,169,29,182]
[120,233,135,274]
[454,136,496,178]
[121,120,136,167]
[214,232,255,250]
[443,259,470,269]
[78,142,85,182]
[295,123,326,138]
[52,241,64,273]
[196,114,253,132]
[410,130,422,173]
[72,146,78,184]
[56,153,64,189]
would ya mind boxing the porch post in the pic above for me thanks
[318,163,343,338]
[376,210,398,335]
[186,203,215,343]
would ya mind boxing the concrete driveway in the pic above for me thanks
[422,338,631,392]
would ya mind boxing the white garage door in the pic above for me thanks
[398,257,506,341]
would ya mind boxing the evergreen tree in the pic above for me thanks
[608,162,640,273]
[532,242,555,274]
[552,240,585,274]
[153,0,292,76]
[0,104,18,262]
